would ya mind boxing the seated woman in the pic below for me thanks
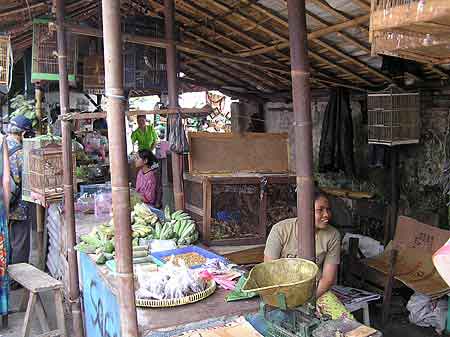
[264,189,353,320]
[135,149,160,208]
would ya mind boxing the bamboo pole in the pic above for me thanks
[34,84,45,271]
[101,1,139,336]
[287,0,315,261]
[53,1,84,336]
[165,0,185,211]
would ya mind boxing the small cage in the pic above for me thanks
[23,137,76,206]
[367,87,420,146]
[32,19,77,82]
[83,55,105,95]
[0,35,11,87]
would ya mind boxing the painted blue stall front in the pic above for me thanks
[80,253,121,337]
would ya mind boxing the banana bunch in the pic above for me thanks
[154,221,175,240]
[160,208,199,245]
[132,223,153,238]
[133,203,159,226]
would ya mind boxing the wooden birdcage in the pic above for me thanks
[367,87,420,146]
[370,0,450,63]
[83,55,105,95]
[0,35,11,87]
[23,137,76,206]
[32,18,77,82]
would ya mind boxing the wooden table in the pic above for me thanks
[78,253,259,337]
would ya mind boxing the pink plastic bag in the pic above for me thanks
[432,238,450,287]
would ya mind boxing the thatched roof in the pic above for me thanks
[1,0,449,98]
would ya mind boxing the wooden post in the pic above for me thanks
[35,84,46,270]
[382,248,398,327]
[164,0,185,211]
[287,0,315,261]
[53,1,84,336]
[101,1,139,336]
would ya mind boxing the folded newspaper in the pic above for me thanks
[332,286,380,305]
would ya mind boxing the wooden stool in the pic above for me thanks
[8,263,67,337]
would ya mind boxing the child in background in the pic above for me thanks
[135,150,160,207]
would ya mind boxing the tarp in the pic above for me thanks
[365,216,450,298]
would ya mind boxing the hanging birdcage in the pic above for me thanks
[23,137,76,206]
[0,35,11,89]
[83,55,105,95]
[370,0,450,64]
[367,87,421,146]
[32,18,77,82]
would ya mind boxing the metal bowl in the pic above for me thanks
[242,258,318,309]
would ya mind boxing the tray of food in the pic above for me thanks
[135,255,217,308]
[150,245,228,269]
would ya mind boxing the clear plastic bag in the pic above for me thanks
[407,292,448,334]
[169,114,189,154]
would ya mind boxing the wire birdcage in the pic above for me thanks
[32,19,77,82]
[367,87,420,146]
[23,137,76,206]
[0,35,11,87]
[83,55,105,95]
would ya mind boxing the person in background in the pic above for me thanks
[0,131,11,315]
[131,115,158,152]
[135,149,161,208]
[6,116,34,273]
[265,189,353,320]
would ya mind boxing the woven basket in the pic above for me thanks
[135,280,216,308]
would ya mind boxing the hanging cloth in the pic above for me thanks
[318,88,355,176]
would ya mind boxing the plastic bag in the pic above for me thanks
[342,233,384,258]
[169,114,189,154]
[406,292,448,334]
[433,238,450,287]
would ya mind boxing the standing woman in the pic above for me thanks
[0,132,11,317]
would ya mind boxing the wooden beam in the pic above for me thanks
[63,23,290,74]
[238,15,370,57]
[59,107,213,121]
[309,51,374,85]
[202,0,380,85]
[0,2,47,18]
[312,39,392,82]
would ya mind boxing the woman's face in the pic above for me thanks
[314,196,332,230]
[137,116,147,129]
[135,154,145,168]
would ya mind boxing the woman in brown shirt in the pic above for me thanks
[264,190,354,321]
[265,190,340,298]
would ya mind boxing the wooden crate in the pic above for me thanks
[184,173,295,246]
[370,0,450,63]
[185,132,291,246]
[367,88,420,146]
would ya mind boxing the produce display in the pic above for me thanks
[75,203,200,264]
[136,259,207,300]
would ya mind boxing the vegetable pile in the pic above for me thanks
[75,203,200,264]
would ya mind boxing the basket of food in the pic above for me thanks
[135,258,216,308]
[242,258,318,309]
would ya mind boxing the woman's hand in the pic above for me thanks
[316,263,338,298]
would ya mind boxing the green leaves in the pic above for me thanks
[10,94,37,126]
